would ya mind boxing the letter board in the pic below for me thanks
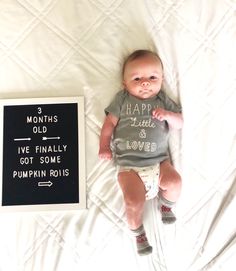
[0,97,86,212]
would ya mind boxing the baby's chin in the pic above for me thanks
[138,92,157,99]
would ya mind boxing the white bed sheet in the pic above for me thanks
[0,0,235,270]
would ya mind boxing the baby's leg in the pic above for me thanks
[159,160,182,201]
[118,170,146,229]
[159,160,182,224]
[118,170,152,255]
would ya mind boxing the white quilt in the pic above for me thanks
[0,0,235,270]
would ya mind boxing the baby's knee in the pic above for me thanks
[124,195,145,211]
[169,172,182,189]
[161,171,182,191]
[174,171,182,185]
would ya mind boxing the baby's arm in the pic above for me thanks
[152,108,183,129]
[99,113,119,160]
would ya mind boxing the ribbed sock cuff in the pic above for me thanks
[159,195,176,208]
[131,225,144,236]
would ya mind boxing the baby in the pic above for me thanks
[99,50,183,256]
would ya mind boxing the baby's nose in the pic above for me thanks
[141,80,150,87]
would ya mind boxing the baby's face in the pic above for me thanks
[123,55,163,100]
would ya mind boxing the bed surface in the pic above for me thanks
[0,0,235,270]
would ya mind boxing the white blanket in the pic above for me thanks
[0,0,235,270]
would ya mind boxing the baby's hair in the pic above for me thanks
[122,49,163,75]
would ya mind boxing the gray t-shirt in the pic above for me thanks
[105,90,182,167]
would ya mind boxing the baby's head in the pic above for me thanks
[122,50,164,100]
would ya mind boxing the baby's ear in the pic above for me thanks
[123,80,127,88]
[161,74,164,83]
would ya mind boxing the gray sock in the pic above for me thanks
[159,196,176,224]
[131,225,152,256]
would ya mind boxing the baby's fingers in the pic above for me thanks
[152,109,164,121]
[99,152,112,160]
[152,109,158,118]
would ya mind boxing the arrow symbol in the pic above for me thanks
[14,137,31,141]
[38,181,53,187]
[42,136,60,141]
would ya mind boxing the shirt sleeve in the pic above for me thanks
[158,90,182,113]
[105,90,126,118]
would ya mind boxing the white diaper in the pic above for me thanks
[118,164,160,200]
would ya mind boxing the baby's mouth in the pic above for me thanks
[141,89,151,93]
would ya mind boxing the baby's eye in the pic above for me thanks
[150,76,157,80]
[134,77,141,81]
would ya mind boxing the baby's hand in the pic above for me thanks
[99,147,113,160]
[152,108,168,122]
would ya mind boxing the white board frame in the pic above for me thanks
[0,96,86,212]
